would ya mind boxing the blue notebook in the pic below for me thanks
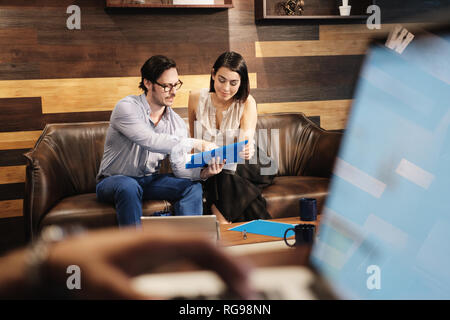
[185,140,248,169]
[228,220,297,238]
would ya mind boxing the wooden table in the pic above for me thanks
[145,216,320,274]
[219,216,321,247]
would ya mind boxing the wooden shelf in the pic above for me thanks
[255,0,375,21]
[106,0,233,8]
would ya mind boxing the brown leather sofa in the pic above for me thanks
[23,113,342,240]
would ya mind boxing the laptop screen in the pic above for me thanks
[310,26,450,299]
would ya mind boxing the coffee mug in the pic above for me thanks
[283,224,315,247]
[299,198,317,221]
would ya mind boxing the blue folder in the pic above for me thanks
[228,220,297,238]
[185,140,248,169]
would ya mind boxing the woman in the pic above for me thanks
[188,51,274,224]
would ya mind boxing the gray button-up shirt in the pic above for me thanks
[97,94,202,181]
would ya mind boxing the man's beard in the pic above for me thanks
[152,86,175,107]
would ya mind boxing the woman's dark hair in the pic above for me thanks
[209,51,250,103]
[139,55,177,95]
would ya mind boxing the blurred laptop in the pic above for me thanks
[133,23,450,299]
[310,23,450,299]
[141,215,220,242]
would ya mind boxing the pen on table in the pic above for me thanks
[243,229,247,240]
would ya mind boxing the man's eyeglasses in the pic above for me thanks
[154,80,183,92]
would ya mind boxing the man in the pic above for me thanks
[96,55,224,227]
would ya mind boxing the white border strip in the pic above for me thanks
[395,158,434,189]
[334,158,387,198]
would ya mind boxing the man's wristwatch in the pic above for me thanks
[24,225,85,291]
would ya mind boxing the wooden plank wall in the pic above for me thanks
[0,0,429,252]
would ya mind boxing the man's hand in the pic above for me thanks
[190,139,219,152]
[201,141,219,152]
[14,228,252,299]
[200,157,226,180]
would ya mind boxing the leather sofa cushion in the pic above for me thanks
[262,176,330,219]
[40,195,169,231]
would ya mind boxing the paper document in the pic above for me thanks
[228,220,297,238]
[185,140,248,169]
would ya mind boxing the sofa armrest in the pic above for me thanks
[23,142,72,241]
[23,122,108,240]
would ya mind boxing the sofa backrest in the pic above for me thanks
[256,113,342,177]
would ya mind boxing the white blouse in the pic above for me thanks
[193,88,245,171]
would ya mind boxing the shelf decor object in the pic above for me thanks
[276,0,305,16]
[255,0,375,21]
[173,0,215,4]
[339,0,351,16]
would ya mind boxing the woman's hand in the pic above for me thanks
[200,157,226,180]
[239,141,255,160]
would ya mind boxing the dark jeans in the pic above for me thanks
[96,174,203,227]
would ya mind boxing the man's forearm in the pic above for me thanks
[0,249,33,299]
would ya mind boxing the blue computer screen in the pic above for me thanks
[311,28,450,299]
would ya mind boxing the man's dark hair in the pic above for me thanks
[139,55,177,95]
[209,51,250,103]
